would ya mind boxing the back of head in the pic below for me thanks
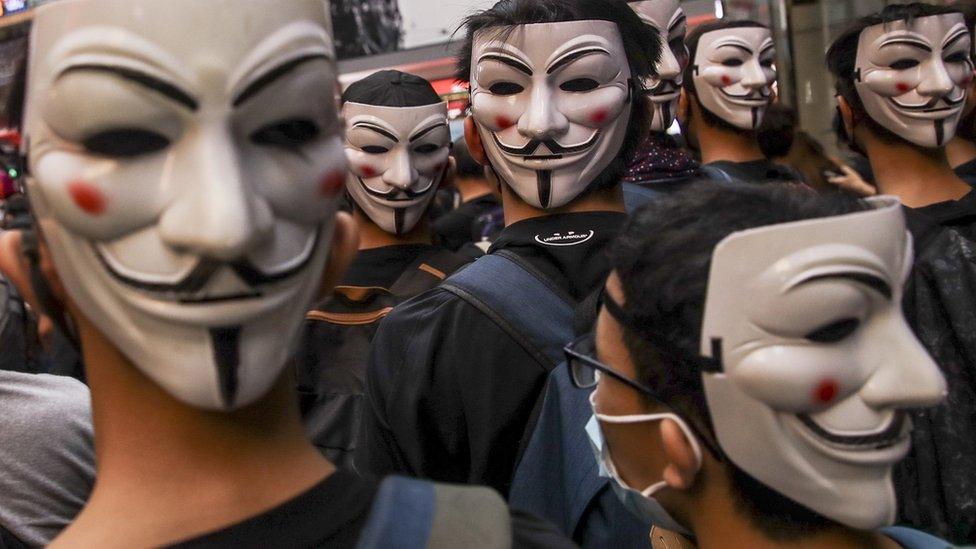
[342,70,442,107]
[452,138,484,179]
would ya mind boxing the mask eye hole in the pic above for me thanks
[945,52,971,64]
[889,59,920,71]
[488,82,525,95]
[805,318,860,343]
[560,78,600,92]
[361,145,390,154]
[251,119,320,147]
[414,143,441,154]
[82,128,171,158]
[721,58,744,67]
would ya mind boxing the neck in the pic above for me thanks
[355,210,431,250]
[692,106,765,165]
[454,176,495,204]
[501,181,626,226]
[944,135,976,170]
[54,313,333,547]
[864,137,970,208]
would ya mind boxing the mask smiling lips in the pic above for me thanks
[629,0,689,132]
[698,197,947,530]
[692,26,777,130]
[855,13,974,148]
[343,101,451,235]
[470,20,633,210]
[24,0,345,411]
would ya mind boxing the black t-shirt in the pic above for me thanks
[341,244,438,289]
[703,159,805,184]
[360,211,626,496]
[954,158,976,188]
[170,469,574,549]
[904,190,976,250]
[432,195,503,252]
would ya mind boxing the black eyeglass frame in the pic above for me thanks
[563,333,658,395]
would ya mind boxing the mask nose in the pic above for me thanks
[657,46,682,82]
[159,124,274,261]
[382,148,418,191]
[518,84,570,140]
[740,60,768,90]
[917,60,955,98]
[858,316,947,410]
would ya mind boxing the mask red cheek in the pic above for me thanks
[319,171,345,198]
[68,181,107,215]
[590,109,610,124]
[895,82,911,93]
[495,116,515,129]
[360,165,378,177]
[813,379,840,405]
[721,75,732,86]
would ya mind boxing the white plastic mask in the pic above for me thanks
[698,197,947,530]
[343,101,450,235]
[692,26,776,130]
[24,0,345,411]
[470,20,633,209]
[630,0,689,132]
[855,13,974,148]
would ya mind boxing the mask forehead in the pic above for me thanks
[695,26,774,65]
[472,19,629,71]
[858,12,967,52]
[343,101,448,138]
[629,0,682,30]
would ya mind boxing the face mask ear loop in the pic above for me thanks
[20,228,80,352]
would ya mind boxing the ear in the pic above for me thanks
[0,230,65,348]
[464,116,489,166]
[439,156,457,190]
[837,95,856,140]
[317,212,359,300]
[677,89,690,127]
[659,419,700,491]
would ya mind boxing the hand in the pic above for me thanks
[825,165,876,197]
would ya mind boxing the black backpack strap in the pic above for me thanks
[440,252,576,370]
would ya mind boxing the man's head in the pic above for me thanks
[682,20,776,132]
[22,0,348,411]
[342,70,450,236]
[629,0,689,133]
[827,3,973,150]
[588,183,946,538]
[458,0,660,210]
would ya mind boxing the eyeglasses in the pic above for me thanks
[564,333,658,396]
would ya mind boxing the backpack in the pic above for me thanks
[298,249,469,468]
[356,476,512,549]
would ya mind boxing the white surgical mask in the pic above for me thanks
[343,101,450,235]
[585,393,702,537]
[699,197,947,529]
[24,0,344,410]
[691,26,776,130]
[629,0,689,132]
[854,13,973,148]
[470,20,633,209]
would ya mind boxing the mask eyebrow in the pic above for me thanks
[352,122,399,143]
[58,65,198,111]
[233,53,331,107]
[669,14,687,34]
[479,53,533,76]
[942,28,970,50]
[718,44,754,55]
[547,47,610,75]
[879,38,932,52]
[794,272,892,300]
[409,123,448,143]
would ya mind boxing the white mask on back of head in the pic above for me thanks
[630,0,689,132]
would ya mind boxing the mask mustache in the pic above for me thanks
[359,176,435,202]
[492,131,601,158]
[892,91,965,112]
[646,80,680,96]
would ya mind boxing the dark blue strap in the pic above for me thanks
[699,164,735,183]
[441,252,575,369]
[622,182,665,213]
[880,527,952,549]
[356,476,436,549]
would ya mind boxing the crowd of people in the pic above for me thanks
[0,0,974,547]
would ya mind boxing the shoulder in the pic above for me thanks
[0,371,91,439]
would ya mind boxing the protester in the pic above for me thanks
[678,20,802,183]
[298,70,468,468]
[945,3,976,187]
[579,182,949,548]
[431,138,503,255]
[0,1,573,546]
[827,4,976,541]
[359,0,659,496]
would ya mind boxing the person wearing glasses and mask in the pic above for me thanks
[567,182,950,548]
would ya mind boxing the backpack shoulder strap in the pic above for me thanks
[440,251,575,369]
[700,164,735,183]
[622,182,664,213]
[879,527,951,549]
[357,476,511,549]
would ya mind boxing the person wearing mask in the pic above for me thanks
[678,20,802,184]
[0,1,572,546]
[622,0,701,200]
[579,182,950,548]
[298,70,468,469]
[828,6,976,541]
[359,0,659,497]
[431,138,503,256]
[945,4,976,187]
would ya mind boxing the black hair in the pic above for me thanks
[454,0,661,195]
[452,137,484,179]
[682,19,768,132]
[826,3,963,143]
[757,103,797,158]
[341,70,442,107]
[608,182,870,541]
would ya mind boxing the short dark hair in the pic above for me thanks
[683,19,768,132]
[757,104,797,158]
[826,4,963,124]
[608,182,870,540]
[452,137,484,179]
[341,70,442,107]
[454,0,661,194]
